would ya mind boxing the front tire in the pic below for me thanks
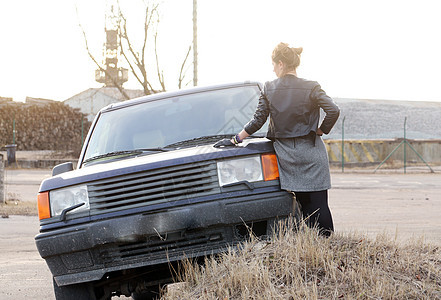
[131,285,161,300]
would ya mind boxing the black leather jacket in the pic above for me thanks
[244,75,340,138]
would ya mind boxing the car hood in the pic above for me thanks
[39,138,274,192]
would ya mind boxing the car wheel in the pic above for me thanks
[131,286,161,300]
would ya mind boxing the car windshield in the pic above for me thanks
[82,85,268,163]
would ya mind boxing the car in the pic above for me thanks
[35,81,298,299]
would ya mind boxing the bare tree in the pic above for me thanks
[178,45,192,89]
[78,1,192,97]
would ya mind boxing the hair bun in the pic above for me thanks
[293,47,303,55]
[272,42,302,71]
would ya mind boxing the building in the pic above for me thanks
[25,97,56,106]
[64,87,144,121]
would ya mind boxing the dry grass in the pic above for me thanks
[163,221,441,299]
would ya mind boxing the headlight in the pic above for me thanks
[50,185,90,217]
[217,156,263,186]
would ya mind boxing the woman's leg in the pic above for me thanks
[294,190,334,236]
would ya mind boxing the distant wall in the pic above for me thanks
[325,139,441,167]
[0,102,91,156]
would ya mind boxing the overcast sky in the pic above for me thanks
[1,0,441,102]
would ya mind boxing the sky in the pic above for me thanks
[1,0,441,103]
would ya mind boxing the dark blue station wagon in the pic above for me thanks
[35,82,296,299]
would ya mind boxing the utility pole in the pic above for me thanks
[341,116,345,173]
[193,0,198,86]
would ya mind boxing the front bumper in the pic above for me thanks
[35,187,293,286]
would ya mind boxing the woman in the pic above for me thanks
[215,42,340,236]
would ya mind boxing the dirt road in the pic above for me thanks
[0,169,440,299]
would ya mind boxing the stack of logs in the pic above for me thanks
[0,101,91,156]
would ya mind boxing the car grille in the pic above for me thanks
[98,230,227,265]
[87,161,220,215]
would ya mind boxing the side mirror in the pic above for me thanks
[52,162,74,176]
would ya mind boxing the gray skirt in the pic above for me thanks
[273,134,331,192]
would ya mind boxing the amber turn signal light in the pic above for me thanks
[261,153,280,181]
[37,192,51,220]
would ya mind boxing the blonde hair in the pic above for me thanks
[271,42,303,74]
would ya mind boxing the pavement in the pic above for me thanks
[0,216,51,299]
[2,169,51,202]
[329,171,441,244]
[0,168,440,299]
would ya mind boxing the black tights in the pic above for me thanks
[294,190,334,237]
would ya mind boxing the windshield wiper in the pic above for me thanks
[83,148,169,164]
[164,134,265,148]
[164,134,235,148]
